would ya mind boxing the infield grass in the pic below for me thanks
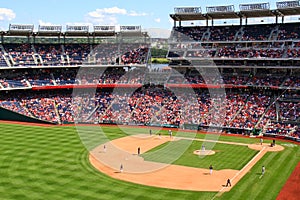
[0,122,299,200]
[143,140,258,170]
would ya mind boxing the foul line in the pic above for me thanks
[211,146,266,200]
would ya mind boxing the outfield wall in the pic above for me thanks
[0,107,56,125]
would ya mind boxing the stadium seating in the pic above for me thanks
[0,21,299,140]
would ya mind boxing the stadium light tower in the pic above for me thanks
[8,24,34,42]
[276,1,300,23]
[65,25,89,36]
[276,0,300,9]
[239,2,274,25]
[170,7,204,27]
[174,7,202,14]
[37,25,62,36]
[8,24,34,35]
[206,5,237,26]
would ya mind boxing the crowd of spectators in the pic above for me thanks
[282,75,300,88]
[286,48,300,58]
[92,43,118,65]
[216,46,249,58]
[1,23,300,68]
[172,46,287,59]
[3,44,35,66]
[0,43,149,67]
[171,48,292,60]
[0,22,299,139]
[277,23,300,40]
[209,26,240,41]
[0,52,8,67]
[172,26,208,42]
[1,67,299,90]
[266,122,299,138]
[167,22,300,61]
[279,101,300,122]
[171,23,300,42]
[120,45,149,65]
[241,24,275,41]
[0,87,298,139]
[34,44,64,66]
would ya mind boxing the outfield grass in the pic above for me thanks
[0,122,299,200]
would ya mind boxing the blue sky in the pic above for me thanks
[0,0,298,37]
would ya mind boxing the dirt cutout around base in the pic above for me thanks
[90,135,284,192]
[248,143,284,151]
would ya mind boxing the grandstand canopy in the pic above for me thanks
[8,24,34,35]
[119,26,148,37]
[120,26,141,32]
[276,0,300,15]
[93,26,116,36]
[206,5,241,19]
[37,25,62,36]
[169,13,208,21]
[170,1,300,25]
[175,7,202,14]
[170,7,207,21]
[239,3,276,18]
[65,25,89,36]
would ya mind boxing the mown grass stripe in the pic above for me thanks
[0,122,299,200]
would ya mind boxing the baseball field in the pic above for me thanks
[0,121,299,200]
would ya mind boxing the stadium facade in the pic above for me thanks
[0,1,299,142]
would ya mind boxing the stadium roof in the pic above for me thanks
[170,1,300,23]
[206,5,242,19]
[36,25,62,36]
[0,24,150,39]
[170,7,208,21]
[238,3,276,18]
[92,26,116,36]
[7,24,34,36]
[169,13,208,21]
[277,0,300,15]
[206,12,242,20]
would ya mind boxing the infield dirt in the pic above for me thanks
[90,134,284,192]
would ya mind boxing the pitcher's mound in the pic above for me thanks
[193,150,215,155]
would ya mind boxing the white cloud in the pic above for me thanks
[38,20,60,26]
[86,14,117,25]
[0,8,16,21]
[86,7,148,25]
[86,7,125,25]
[100,7,127,15]
[154,18,161,23]
[66,22,92,26]
[128,11,147,17]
